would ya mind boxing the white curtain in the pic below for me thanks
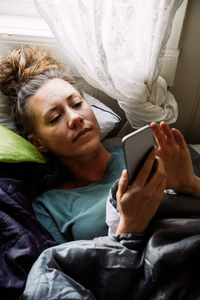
[33,0,183,127]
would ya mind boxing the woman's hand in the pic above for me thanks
[151,121,200,198]
[116,147,166,235]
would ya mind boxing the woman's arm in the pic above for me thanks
[116,147,166,235]
[151,121,200,199]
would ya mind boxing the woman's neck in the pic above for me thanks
[58,144,111,189]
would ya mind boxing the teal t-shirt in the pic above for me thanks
[32,146,125,244]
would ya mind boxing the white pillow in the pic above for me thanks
[0,92,16,131]
[83,92,121,140]
[0,91,121,140]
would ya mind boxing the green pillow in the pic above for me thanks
[0,125,46,163]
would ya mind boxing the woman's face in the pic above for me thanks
[28,78,101,161]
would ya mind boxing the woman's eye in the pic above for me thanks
[49,115,61,124]
[73,101,82,108]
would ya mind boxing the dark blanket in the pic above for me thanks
[0,177,57,299]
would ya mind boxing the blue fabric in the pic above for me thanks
[32,146,125,243]
[0,177,57,299]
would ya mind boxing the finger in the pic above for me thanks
[143,158,166,215]
[134,147,157,185]
[151,122,166,148]
[148,156,166,188]
[117,169,129,198]
[171,128,187,149]
[147,167,166,207]
[160,121,175,144]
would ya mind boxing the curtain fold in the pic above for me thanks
[33,0,183,127]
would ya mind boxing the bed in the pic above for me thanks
[0,91,200,299]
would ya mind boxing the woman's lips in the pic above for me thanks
[73,128,91,141]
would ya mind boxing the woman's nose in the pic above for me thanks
[67,111,84,129]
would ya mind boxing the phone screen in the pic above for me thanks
[122,125,155,185]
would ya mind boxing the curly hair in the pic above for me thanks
[0,45,82,138]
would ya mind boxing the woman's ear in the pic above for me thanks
[27,134,48,153]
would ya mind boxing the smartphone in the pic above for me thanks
[122,125,155,185]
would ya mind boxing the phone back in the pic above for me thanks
[122,125,155,185]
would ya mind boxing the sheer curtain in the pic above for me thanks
[33,0,183,127]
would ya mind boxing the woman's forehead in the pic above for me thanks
[29,78,81,116]
[37,78,78,98]
[32,78,80,105]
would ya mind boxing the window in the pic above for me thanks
[1,0,39,17]
[0,0,188,86]
[0,0,54,51]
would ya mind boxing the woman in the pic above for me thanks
[0,46,199,244]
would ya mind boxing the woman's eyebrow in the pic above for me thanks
[42,93,78,118]
[66,93,73,101]
[66,92,80,101]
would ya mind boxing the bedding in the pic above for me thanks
[0,125,46,163]
[0,91,16,132]
[23,162,200,300]
[0,177,57,300]
[23,148,200,300]
[0,102,199,299]
[83,92,121,140]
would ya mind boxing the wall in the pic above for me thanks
[170,0,200,143]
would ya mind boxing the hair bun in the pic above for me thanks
[0,45,60,98]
